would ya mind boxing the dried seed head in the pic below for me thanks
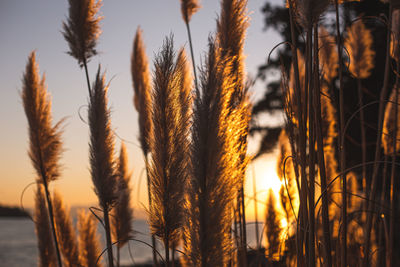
[345,20,375,79]
[62,0,102,67]
[88,67,117,209]
[22,52,63,185]
[180,0,201,24]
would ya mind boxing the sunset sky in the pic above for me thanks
[0,0,282,220]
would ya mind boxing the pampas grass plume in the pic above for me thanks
[88,66,117,209]
[345,20,375,79]
[52,191,80,267]
[291,0,330,28]
[34,185,57,267]
[265,189,283,261]
[78,210,103,267]
[112,142,134,248]
[148,36,187,252]
[319,27,339,83]
[131,27,153,156]
[22,51,63,185]
[180,0,201,24]
[382,86,400,155]
[62,0,102,67]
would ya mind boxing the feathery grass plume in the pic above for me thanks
[180,0,201,24]
[131,27,153,155]
[276,130,299,225]
[319,27,339,83]
[22,51,63,267]
[35,184,57,267]
[346,172,360,212]
[382,86,400,155]
[62,0,102,67]
[52,191,81,267]
[175,48,194,121]
[265,189,283,261]
[217,2,251,261]
[148,36,190,265]
[112,142,134,264]
[88,66,117,267]
[89,67,117,209]
[182,39,245,267]
[289,0,329,29]
[320,85,337,148]
[217,0,248,104]
[78,210,103,267]
[391,9,400,59]
[130,27,158,265]
[22,52,63,185]
[345,20,375,79]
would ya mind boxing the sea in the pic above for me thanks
[0,218,261,266]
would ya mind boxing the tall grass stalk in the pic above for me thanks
[332,1,348,265]
[88,67,117,267]
[22,52,63,267]
[62,0,102,97]
[112,143,133,267]
[362,4,393,266]
[313,25,332,267]
[78,210,103,267]
[53,191,81,267]
[287,2,308,264]
[130,27,158,266]
[217,1,250,264]
[180,0,201,90]
[148,37,189,267]
[34,184,57,267]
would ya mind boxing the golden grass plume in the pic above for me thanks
[391,9,400,59]
[112,142,134,249]
[382,86,400,155]
[180,0,201,24]
[131,27,153,156]
[182,38,250,266]
[319,27,339,83]
[52,191,81,267]
[78,210,103,267]
[148,36,189,250]
[62,0,102,67]
[88,66,117,209]
[22,51,63,185]
[290,0,330,28]
[344,20,375,79]
[265,189,283,261]
[34,184,57,267]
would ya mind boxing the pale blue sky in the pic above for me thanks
[0,0,283,213]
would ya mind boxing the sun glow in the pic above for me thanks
[246,153,285,220]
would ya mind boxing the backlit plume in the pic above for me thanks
[62,0,102,67]
[180,0,201,24]
[345,20,375,79]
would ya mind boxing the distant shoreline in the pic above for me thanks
[0,204,30,217]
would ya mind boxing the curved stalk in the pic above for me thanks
[362,4,393,267]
